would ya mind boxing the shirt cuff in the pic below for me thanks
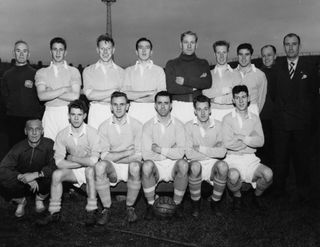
[161,148,170,156]
[199,146,208,154]
[243,136,251,146]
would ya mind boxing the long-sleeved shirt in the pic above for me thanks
[165,53,212,102]
[0,138,56,183]
[123,60,166,93]
[1,64,42,117]
[236,64,267,112]
[185,118,226,161]
[142,116,185,161]
[203,64,242,109]
[222,109,264,155]
[83,60,124,103]
[98,115,142,161]
[54,124,100,165]
[35,61,81,107]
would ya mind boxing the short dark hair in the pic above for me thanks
[14,40,29,49]
[50,37,67,50]
[180,31,198,43]
[283,33,301,45]
[25,118,42,128]
[193,94,211,108]
[96,34,115,47]
[260,44,277,55]
[154,91,172,103]
[111,91,129,103]
[232,85,249,97]
[68,100,88,114]
[136,37,153,50]
[237,43,253,55]
[213,40,230,52]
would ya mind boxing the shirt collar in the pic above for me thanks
[192,117,215,128]
[236,64,256,77]
[68,123,87,137]
[134,60,154,70]
[231,108,252,119]
[110,114,130,126]
[287,57,299,67]
[213,64,233,74]
[50,60,68,70]
[95,60,117,70]
[153,115,174,127]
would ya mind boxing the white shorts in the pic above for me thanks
[171,101,194,123]
[154,159,178,183]
[43,106,69,141]
[109,162,129,187]
[88,103,112,130]
[128,102,154,124]
[211,108,234,122]
[199,159,219,185]
[224,154,260,188]
[72,167,86,188]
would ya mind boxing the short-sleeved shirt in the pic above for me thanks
[35,61,81,107]
[83,60,124,103]
[54,124,100,165]
[142,116,186,161]
[123,60,166,92]
[98,115,142,160]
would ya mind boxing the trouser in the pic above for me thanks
[0,176,51,201]
[273,128,311,192]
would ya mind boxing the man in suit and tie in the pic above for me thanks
[272,33,318,201]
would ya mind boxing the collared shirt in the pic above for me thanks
[287,57,299,72]
[203,64,242,109]
[83,60,124,102]
[142,115,185,161]
[236,64,267,112]
[54,124,100,165]
[222,109,264,155]
[185,117,226,161]
[122,60,166,92]
[98,115,142,160]
[35,61,81,107]
[0,138,56,182]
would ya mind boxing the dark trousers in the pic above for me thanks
[0,176,51,201]
[257,119,273,169]
[6,116,30,148]
[273,128,311,192]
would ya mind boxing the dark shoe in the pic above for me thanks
[85,210,97,226]
[97,208,111,226]
[232,197,242,212]
[210,198,223,216]
[144,204,154,220]
[36,212,61,226]
[127,206,138,223]
[191,199,201,218]
[175,203,184,219]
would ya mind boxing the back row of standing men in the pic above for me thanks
[0,31,318,219]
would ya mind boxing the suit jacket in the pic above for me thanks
[273,56,319,130]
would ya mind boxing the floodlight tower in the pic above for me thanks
[101,0,116,37]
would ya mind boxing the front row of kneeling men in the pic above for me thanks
[0,85,273,225]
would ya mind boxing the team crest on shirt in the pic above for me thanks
[24,80,33,88]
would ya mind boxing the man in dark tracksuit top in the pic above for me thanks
[0,119,55,218]
[165,31,212,123]
[1,40,43,148]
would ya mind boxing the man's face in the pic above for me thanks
[50,43,66,63]
[136,40,152,61]
[195,101,211,123]
[233,91,249,112]
[97,41,115,63]
[238,48,252,68]
[261,46,276,68]
[25,120,43,145]
[111,96,129,119]
[214,45,228,66]
[14,42,29,66]
[155,96,172,118]
[284,36,300,60]
[180,34,197,55]
[69,108,86,129]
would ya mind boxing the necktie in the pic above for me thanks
[289,62,295,79]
